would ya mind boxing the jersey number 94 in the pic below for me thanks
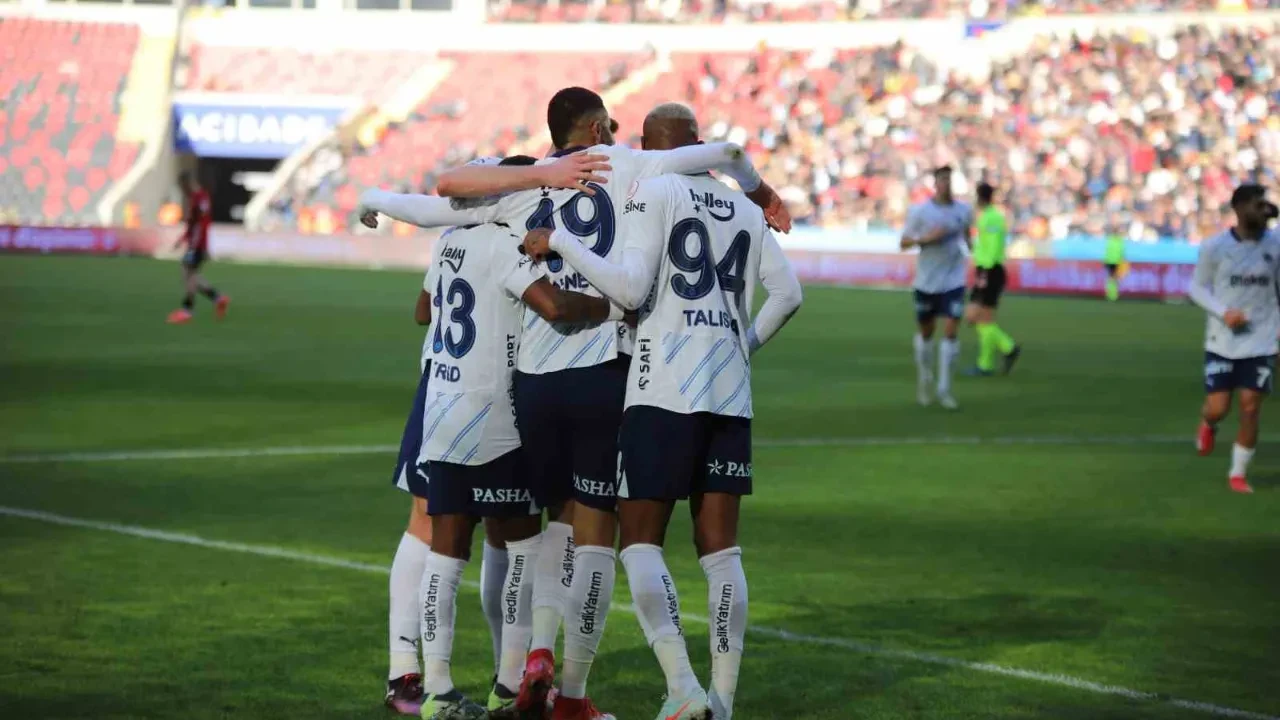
[668,217,749,304]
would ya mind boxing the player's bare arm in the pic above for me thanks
[434,152,611,198]
[415,289,431,326]
[521,278,613,325]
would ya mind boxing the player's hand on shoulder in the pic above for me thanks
[540,152,611,194]
[522,228,554,261]
[746,182,791,233]
[1224,308,1249,330]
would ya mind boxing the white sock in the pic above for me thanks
[497,534,540,691]
[388,532,429,680]
[561,545,617,699]
[530,521,574,653]
[480,541,509,677]
[621,544,700,700]
[914,334,935,378]
[420,552,466,696]
[938,338,959,395]
[701,547,747,719]
[1231,443,1256,477]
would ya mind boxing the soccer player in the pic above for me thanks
[409,183,621,719]
[900,165,972,410]
[384,276,435,716]
[425,88,788,720]
[522,102,803,720]
[1189,183,1280,494]
[167,173,229,324]
[965,182,1021,376]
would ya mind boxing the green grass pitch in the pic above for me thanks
[0,255,1277,720]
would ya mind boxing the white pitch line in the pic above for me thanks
[0,434,1211,465]
[1,505,1275,720]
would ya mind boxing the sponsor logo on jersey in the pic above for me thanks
[554,272,592,292]
[1229,274,1272,287]
[442,245,466,272]
[689,188,735,222]
[580,570,604,635]
[683,309,740,334]
[714,583,733,653]
[503,553,525,625]
[422,573,441,641]
[706,459,752,477]
[472,487,534,504]
[624,200,646,215]
[637,338,652,390]
[573,474,615,498]
[1205,359,1234,377]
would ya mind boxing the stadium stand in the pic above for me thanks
[486,0,1280,24]
[180,45,427,104]
[272,51,641,233]
[0,17,140,225]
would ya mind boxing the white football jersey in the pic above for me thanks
[903,199,972,294]
[1193,228,1280,359]
[585,174,775,417]
[420,266,433,373]
[418,223,545,465]
[476,143,763,376]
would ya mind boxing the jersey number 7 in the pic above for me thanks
[526,185,615,273]
[668,218,749,305]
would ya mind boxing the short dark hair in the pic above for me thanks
[1231,183,1266,209]
[499,155,538,167]
[933,164,953,176]
[547,87,605,149]
[977,182,995,203]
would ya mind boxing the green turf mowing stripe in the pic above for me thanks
[2,504,1275,720]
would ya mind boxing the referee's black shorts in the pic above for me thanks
[970,264,1007,308]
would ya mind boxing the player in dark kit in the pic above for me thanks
[167,173,229,324]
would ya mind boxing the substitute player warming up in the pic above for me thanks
[167,173,229,324]
[1188,183,1280,494]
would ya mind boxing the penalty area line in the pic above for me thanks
[0,505,1274,720]
[0,434,1216,465]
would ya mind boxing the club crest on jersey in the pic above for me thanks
[441,245,466,272]
[690,189,735,222]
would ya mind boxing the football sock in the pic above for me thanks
[388,532,429,680]
[182,293,194,310]
[976,324,997,372]
[913,334,935,378]
[1231,443,1255,478]
[1105,277,1120,301]
[938,338,959,394]
[621,544,700,700]
[420,552,466,696]
[700,547,747,719]
[561,545,617,699]
[199,286,220,301]
[497,535,539,691]
[530,521,574,653]
[991,324,1016,354]
[480,541,509,676]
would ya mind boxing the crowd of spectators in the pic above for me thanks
[276,23,1280,244]
[488,0,1280,24]
[684,24,1280,242]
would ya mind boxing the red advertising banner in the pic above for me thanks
[0,225,165,256]
[785,251,1194,300]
